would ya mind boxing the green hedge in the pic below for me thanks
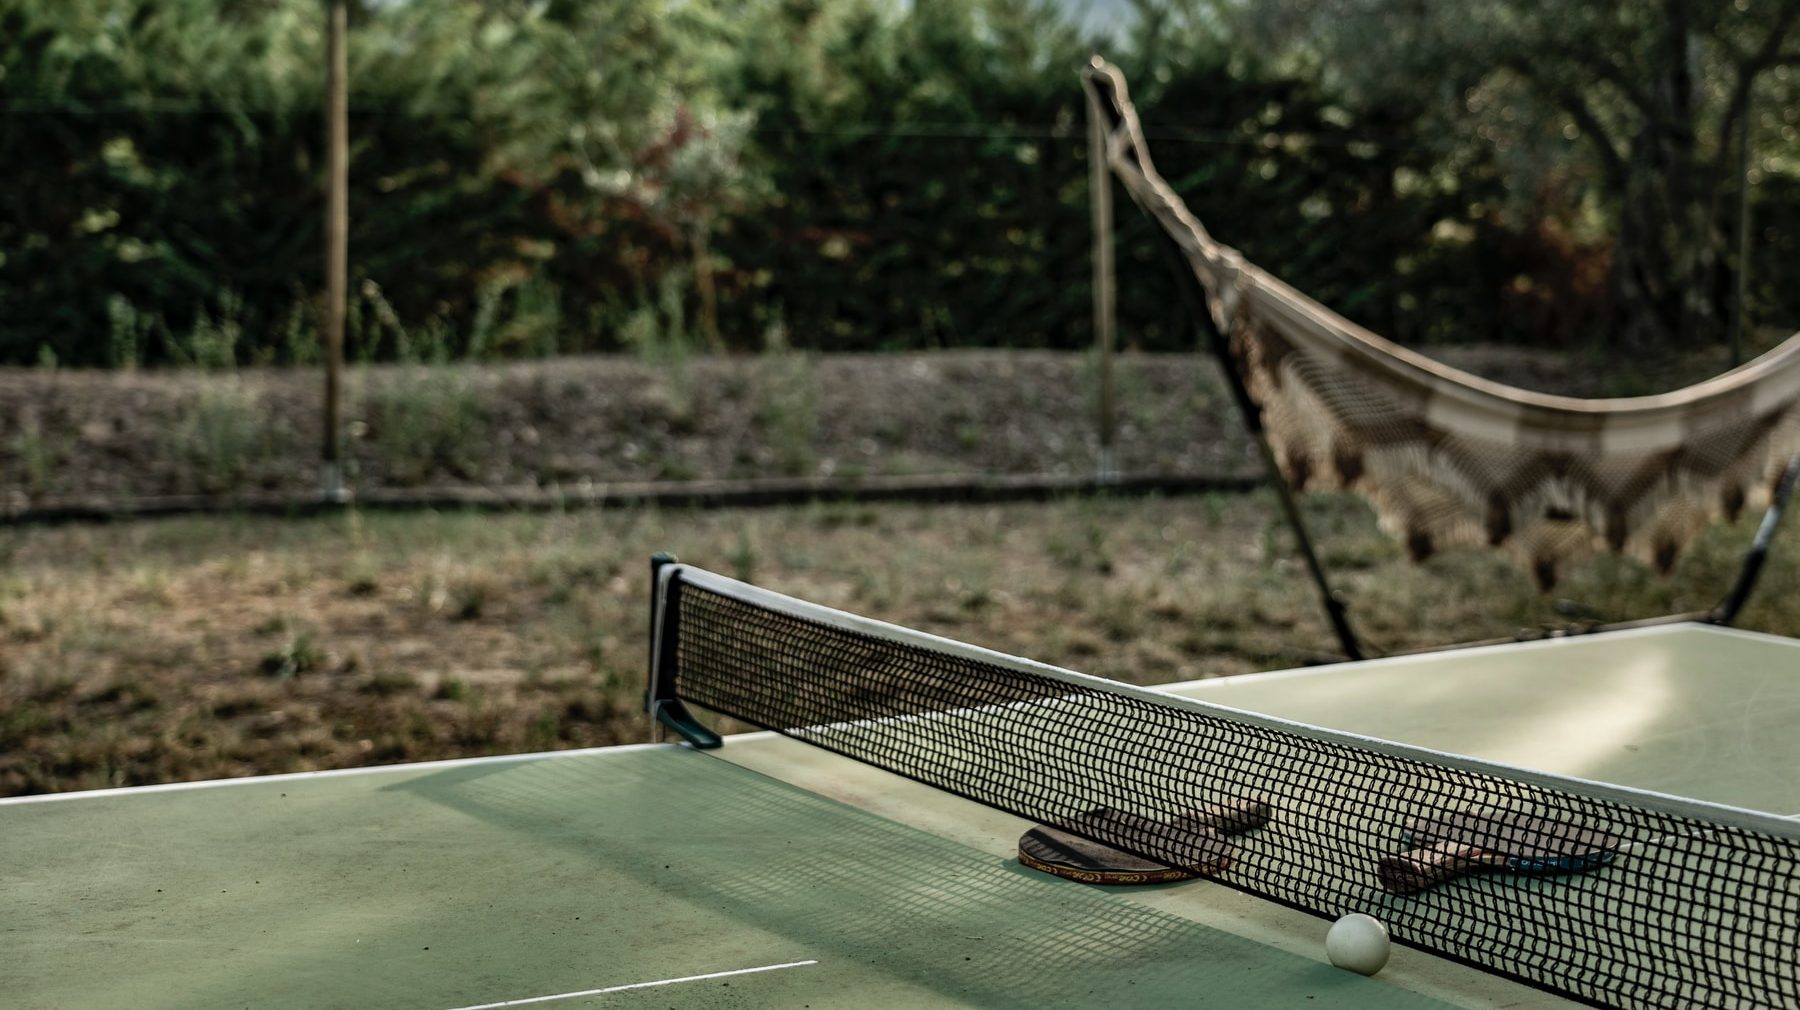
[0,0,1782,366]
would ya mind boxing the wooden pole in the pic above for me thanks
[1087,84,1118,482]
[323,0,349,500]
[1729,101,1753,369]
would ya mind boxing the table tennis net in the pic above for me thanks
[649,564,1800,1010]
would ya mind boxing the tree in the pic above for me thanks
[1230,0,1800,350]
[713,0,1100,350]
[0,0,752,364]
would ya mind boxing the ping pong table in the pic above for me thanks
[7,564,1800,1010]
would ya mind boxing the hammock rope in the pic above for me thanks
[1083,59,1800,587]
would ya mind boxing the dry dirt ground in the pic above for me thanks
[4,489,1796,796]
[3,345,1798,795]
[0,351,1254,506]
[0,342,1761,508]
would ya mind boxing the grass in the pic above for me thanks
[174,381,281,494]
[753,345,818,476]
[362,367,489,484]
[9,425,59,496]
[620,272,702,433]
[2,491,1797,795]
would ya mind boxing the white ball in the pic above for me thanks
[1325,912,1391,976]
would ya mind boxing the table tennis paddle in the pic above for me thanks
[1018,798,1272,885]
[1377,808,1621,895]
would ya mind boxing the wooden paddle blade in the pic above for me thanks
[1017,829,1225,885]
[1017,803,1257,885]
[1378,840,1509,895]
[1404,809,1620,864]
[1061,800,1272,844]
[1185,797,1273,835]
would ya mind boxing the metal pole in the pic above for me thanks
[1087,86,1118,482]
[1158,234,1365,661]
[1712,453,1800,627]
[323,0,349,501]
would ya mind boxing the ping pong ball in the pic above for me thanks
[1325,913,1390,976]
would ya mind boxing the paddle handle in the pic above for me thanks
[1378,840,1509,895]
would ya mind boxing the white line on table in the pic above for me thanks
[441,960,821,1010]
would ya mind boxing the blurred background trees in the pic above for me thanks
[1235,0,1800,351]
[0,0,1795,366]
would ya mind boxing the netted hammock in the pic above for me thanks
[1083,60,1800,588]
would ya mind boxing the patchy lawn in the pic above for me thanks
[3,491,1795,795]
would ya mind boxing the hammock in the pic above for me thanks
[1083,59,1800,588]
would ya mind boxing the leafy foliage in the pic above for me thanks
[0,0,1794,365]
[0,0,320,365]
[1229,0,1800,347]
[0,0,749,365]
[711,0,1095,349]
[1102,12,1522,347]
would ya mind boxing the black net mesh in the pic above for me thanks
[657,570,1800,1010]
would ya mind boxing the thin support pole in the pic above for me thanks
[1712,453,1800,627]
[1158,236,1365,661]
[1247,411,1364,660]
[322,0,349,502]
[1087,88,1119,483]
[1729,104,1754,369]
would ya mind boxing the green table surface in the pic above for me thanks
[7,622,1793,1009]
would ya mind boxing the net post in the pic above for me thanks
[646,553,721,748]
